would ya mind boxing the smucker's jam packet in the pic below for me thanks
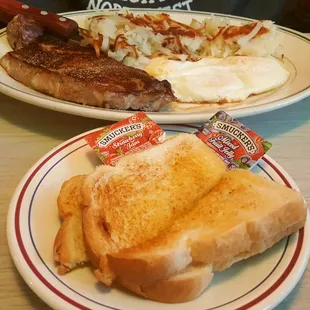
[195,111,272,170]
[84,112,166,166]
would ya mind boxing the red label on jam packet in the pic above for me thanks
[195,111,272,170]
[84,112,165,166]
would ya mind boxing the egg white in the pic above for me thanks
[144,56,290,103]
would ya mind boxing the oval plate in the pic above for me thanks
[0,9,310,124]
[7,125,310,310]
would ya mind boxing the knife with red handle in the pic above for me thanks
[0,0,79,40]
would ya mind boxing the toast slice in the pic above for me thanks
[123,264,214,304]
[107,169,307,302]
[82,133,227,285]
[53,166,214,298]
[53,175,89,274]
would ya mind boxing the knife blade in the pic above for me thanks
[0,0,81,41]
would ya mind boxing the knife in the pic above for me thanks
[0,0,80,41]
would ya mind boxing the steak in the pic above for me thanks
[0,39,176,111]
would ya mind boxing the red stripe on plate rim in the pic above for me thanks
[13,134,305,310]
[235,156,305,310]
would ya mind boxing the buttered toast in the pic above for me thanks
[53,133,307,304]
[107,169,307,302]
[82,133,227,284]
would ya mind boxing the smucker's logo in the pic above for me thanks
[97,123,144,147]
[212,121,258,155]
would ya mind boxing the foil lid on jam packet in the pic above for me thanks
[84,112,166,166]
[195,111,272,170]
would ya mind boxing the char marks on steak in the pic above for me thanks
[0,39,176,111]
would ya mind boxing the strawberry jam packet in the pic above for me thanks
[84,112,166,166]
[195,111,272,170]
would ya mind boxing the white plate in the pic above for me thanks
[7,125,310,310]
[1,9,310,124]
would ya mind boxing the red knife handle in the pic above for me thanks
[0,0,78,39]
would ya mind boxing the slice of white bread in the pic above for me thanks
[122,264,214,304]
[53,175,89,274]
[82,133,227,285]
[106,169,307,302]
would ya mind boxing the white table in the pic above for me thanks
[0,92,309,309]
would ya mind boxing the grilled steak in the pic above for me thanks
[0,39,176,111]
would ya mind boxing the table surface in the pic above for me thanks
[0,90,310,310]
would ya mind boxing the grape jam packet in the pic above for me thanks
[84,112,165,166]
[195,111,272,170]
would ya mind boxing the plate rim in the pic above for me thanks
[6,125,310,310]
[1,9,310,124]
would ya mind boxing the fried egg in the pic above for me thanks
[144,56,290,103]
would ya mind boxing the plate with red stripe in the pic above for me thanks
[7,125,310,310]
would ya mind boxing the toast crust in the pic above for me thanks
[120,264,214,303]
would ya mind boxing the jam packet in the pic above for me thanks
[84,112,165,166]
[195,111,272,170]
